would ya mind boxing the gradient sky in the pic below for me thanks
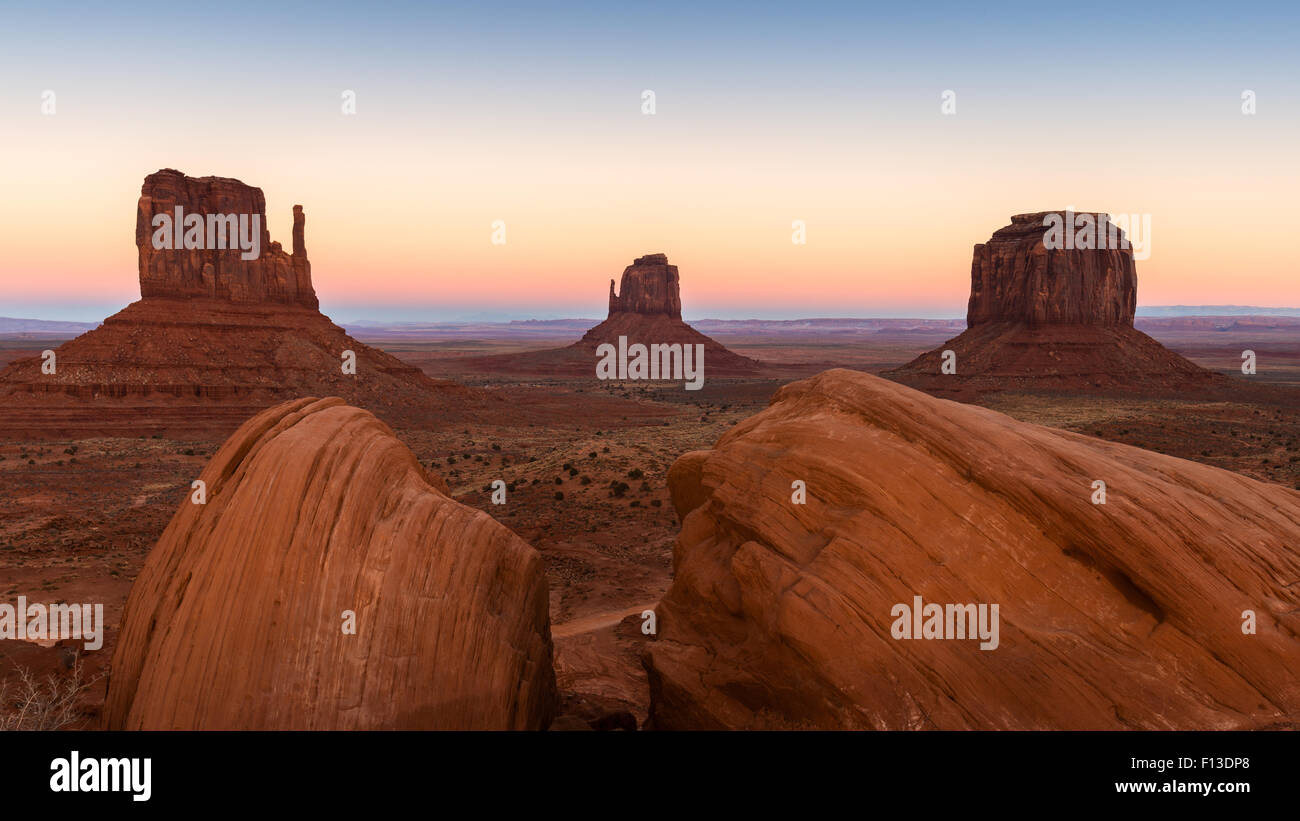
[1,1,1297,321]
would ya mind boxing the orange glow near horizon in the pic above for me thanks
[2,100,1296,319]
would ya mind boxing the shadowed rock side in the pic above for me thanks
[888,212,1225,395]
[0,169,482,437]
[645,369,1300,730]
[104,397,557,729]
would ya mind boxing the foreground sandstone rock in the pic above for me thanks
[104,397,557,729]
[0,170,480,438]
[889,212,1223,395]
[646,368,1300,729]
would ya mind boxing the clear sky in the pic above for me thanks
[1,1,1297,321]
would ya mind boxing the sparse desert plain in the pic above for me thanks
[2,316,1298,728]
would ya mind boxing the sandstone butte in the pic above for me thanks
[104,397,557,730]
[645,368,1300,730]
[888,212,1224,395]
[0,169,478,438]
[463,253,761,377]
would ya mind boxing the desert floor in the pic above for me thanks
[2,323,1297,728]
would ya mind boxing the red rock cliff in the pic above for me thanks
[607,253,682,318]
[967,211,1136,327]
[135,168,318,309]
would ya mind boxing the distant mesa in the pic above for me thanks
[646,368,1300,729]
[460,253,761,377]
[887,211,1223,395]
[0,169,477,437]
[104,397,557,729]
[577,253,759,373]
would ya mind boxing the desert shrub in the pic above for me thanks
[0,657,100,731]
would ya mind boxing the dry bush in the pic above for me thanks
[0,656,101,731]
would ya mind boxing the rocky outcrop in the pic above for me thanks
[888,212,1222,395]
[460,253,761,377]
[581,253,757,373]
[607,253,682,318]
[645,369,1300,730]
[104,397,557,729]
[967,212,1135,327]
[136,169,317,309]
[0,170,482,437]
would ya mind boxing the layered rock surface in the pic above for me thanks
[0,170,479,436]
[645,368,1300,729]
[967,211,1136,327]
[889,212,1222,394]
[136,169,317,308]
[104,397,557,729]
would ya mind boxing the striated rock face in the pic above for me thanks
[136,169,317,309]
[967,212,1135,327]
[645,369,1300,730]
[607,253,682,318]
[104,397,557,730]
